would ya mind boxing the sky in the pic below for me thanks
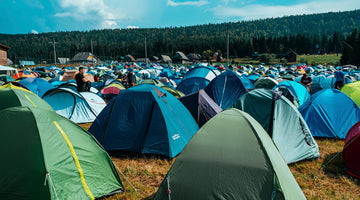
[1,0,360,34]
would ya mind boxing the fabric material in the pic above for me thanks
[273,81,310,106]
[342,81,360,107]
[18,78,55,97]
[154,109,306,200]
[299,89,360,139]
[89,84,199,158]
[343,121,360,178]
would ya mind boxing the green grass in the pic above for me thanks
[79,124,360,200]
[297,54,342,65]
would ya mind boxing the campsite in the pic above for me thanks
[2,2,360,199]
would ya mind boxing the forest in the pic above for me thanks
[1,9,360,65]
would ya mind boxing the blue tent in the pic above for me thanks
[321,75,352,89]
[273,81,310,106]
[159,69,176,79]
[43,88,106,123]
[247,74,262,83]
[177,66,221,95]
[205,71,254,109]
[18,78,55,97]
[299,89,360,139]
[179,89,222,127]
[89,84,199,158]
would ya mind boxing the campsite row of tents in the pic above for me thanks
[1,62,360,199]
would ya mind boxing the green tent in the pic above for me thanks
[0,85,54,111]
[253,77,278,89]
[140,79,166,87]
[0,107,123,200]
[341,81,360,107]
[154,109,306,200]
[233,89,319,163]
[161,86,185,98]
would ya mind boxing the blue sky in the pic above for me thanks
[1,0,360,34]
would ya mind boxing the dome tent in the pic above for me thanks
[154,109,306,200]
[343,121,360,178]
[18,78,55,97]
[205,71,255,109]
[89,84,199,158]
[273,81,310,106]
[233,89,320,163]
[0,107,123,200]
[43,88,106,123]
[0,84,53,111]
[299,89,360,139]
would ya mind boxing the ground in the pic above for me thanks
[79,124,360,200]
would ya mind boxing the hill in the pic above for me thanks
[1,10,360,64]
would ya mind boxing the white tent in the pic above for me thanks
[0,65,19,77]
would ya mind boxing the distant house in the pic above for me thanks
[0,44,10,65]
[58,57,70,64]
[19,61,35,66]
[172,51,189,64]
[187,53,201,62]
[160,55,172,63]
[124,54,136,62]
[276,49,297,63]
[71,52,98,64]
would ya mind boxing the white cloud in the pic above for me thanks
[126,25,140,29]
[212,0,360,20]
[31,30,39,34]
[167,0,209,7]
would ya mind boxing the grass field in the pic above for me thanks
[296,54,342,65]
[79,124,359,200]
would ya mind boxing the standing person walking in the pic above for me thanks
[334,68,345,90]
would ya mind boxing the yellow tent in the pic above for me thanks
[342,81,360,107]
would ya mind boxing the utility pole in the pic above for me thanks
[226,23,230,68]
[144,34,148,68]
[49,39,58,65]
[91,39,94,65]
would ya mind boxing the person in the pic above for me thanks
[300,73,312,93]
[127,70,136,88]
[334,68,345,90]
[75,67,91,92]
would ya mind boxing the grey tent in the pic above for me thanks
[233,89,320,163]
[154,109,306,200]
[179,89,222,127]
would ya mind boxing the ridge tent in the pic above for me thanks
[154,109,306,200]
[343,121,360,178]
[177,66,221,95]
[233,89,319,163]
[18,78,55,97]
[0,85,53,111]
[179,89,222,127]
[89,84,199,158]
[299,89,360,139]
[43,88,106,123]
[0,107,123,199]
[273,81,310,106]
[205,71,255,109]
[253,77,278,89]
[341,81,360,107]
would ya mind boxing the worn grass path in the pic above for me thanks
[79,123,359,199]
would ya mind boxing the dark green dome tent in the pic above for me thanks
[154,109,306,200]
[233,89,319,163]
[0,107,123,200]
[0,84,54,111]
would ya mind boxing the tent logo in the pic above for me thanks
[172,134,180,140]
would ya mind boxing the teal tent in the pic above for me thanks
[154,109,306,200]
[233,89,320,163]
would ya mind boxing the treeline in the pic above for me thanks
[0,10,360,64]
[341,28,360,65]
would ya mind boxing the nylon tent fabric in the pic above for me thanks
[0,74,15,82]
[247,74,261,83]
[161,86,185,98]
[341,81,360,107]
[0,107,123,200]
[343,121,360,178]
[140,79,166,87]
[177,66,221,95]
[233,89,319,163]
[18,78,55,97]
[321,75,352,89]
[179,89,222,127]
[299,89,360,139]
[43,88,106,123]
[57,82,99,94]
[253,77,278,89]
[154,109,306,200]
[89,84,199,158]
[205,71,255,109]
[273,81,310,106]
[0,86,54,111]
